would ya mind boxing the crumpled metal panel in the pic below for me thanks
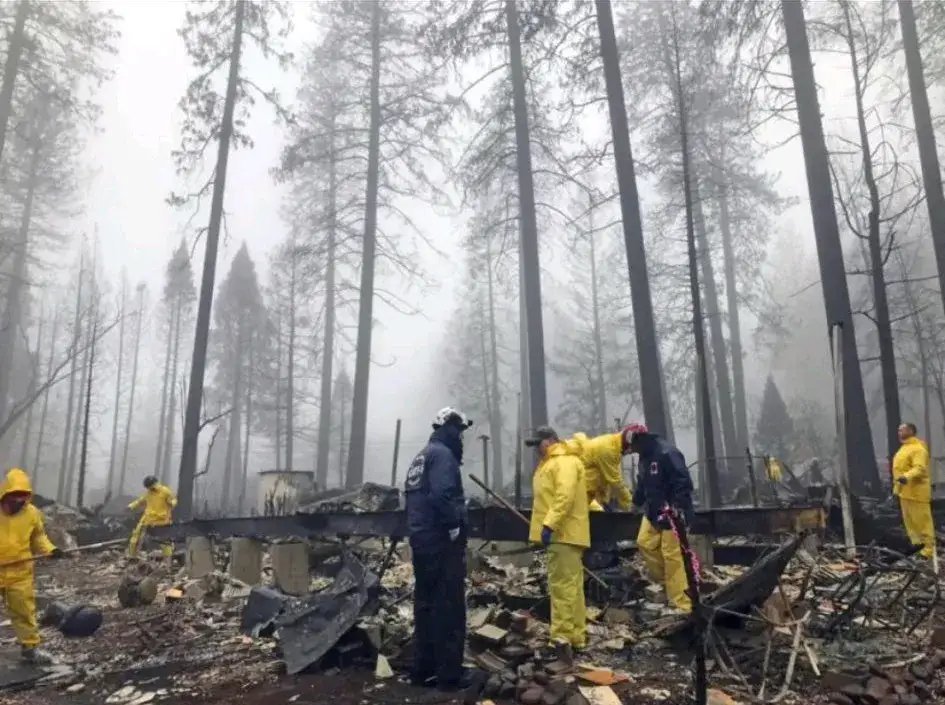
[276,551,378,675]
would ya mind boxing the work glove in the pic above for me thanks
[448,527,461,542]
[897,477,908,485]
[540,526,553,547]
[49,548,66,559]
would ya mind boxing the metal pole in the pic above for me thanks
[831,323,856,555]
[389,418,401,486]
[479,434,490,493]
[745,447,759,508]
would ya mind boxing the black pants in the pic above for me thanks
[411,541,466,686]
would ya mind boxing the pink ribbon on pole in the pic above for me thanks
[659,504,702,585]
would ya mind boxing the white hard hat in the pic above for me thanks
[433,406,473,429]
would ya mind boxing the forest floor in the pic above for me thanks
[0,531,942,705]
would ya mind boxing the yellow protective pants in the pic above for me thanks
[547,543,586,649]
[128,518,173,558]
[0,580,39,648]
[637,516,692,612]
[900,498,935,559]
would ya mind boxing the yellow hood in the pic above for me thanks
[0,468,32,499]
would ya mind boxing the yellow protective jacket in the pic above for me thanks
[529,442,590,548]
[0,468,56,587]
[567,433,632,510]
[129,483,177,525]
[892,437,931,502]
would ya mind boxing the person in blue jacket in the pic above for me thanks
[626,422,695,612]
[404,406,473,691]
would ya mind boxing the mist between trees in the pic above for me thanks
[1,0,945,516]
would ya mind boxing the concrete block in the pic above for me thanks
[229,537,263,586]
[270,541,310,595]
[185,536,215,578]
[690,534,714,569]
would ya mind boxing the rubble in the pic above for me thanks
[4,494,945,705]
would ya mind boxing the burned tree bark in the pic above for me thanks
[485,231,504,490]
[286,249,296,472]
[32,308,58,475]
[315,120,337,487]
[57,257,85,503]
[76,305,98,509]
[506,0,549,429]
[0,0,28,167]
[178,0,245,518]
[781,0,880,494]
[595,0,671,437]
[668,8,720,507]
[106,276,127,496]
[899,0,945,324]
[693,186,738,473]
[715,171,750,453]
[154,302,175,478]
[119,284,145,496]
[842,0,900,463]
[587,201,607,433]
[345,1,381,488]
[161,295,185,482]
[18,313,43,467]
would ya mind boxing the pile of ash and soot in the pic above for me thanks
[2,496,944,705]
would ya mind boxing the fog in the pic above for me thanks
[1,0,943,514]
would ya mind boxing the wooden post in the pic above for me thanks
[389,418,401,486]
[745,447,759,507]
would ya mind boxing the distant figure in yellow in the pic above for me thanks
[0,468,61,663]
[566,431,632,511]
[128,475,177,558]
[892,423,934,559]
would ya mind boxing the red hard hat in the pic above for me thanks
[622,422,649,447]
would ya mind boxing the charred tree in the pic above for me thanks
[595,0,671,437]
[505,0,549,429]
[345,0,381,488]
[32,307,58,475]
[119,284,146,496]
[899,0,945,322]
[177,0,246,518]
[106,276,127,497]
[0,0,28,167]
[56,254,85,503]
[76,303,98,509]
[781,0,880,494]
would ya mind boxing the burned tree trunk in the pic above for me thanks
[595,0,671,437]
[106,277,127,496]
[32,308,58,475]
[899,0,945,323]
[781,0,880,494]
[506,0,549,429]
[18,313,43,467]
[693,185,738,475]
[667,8,720,506]
[222,326,244,513]
[57,258,85,503]
[274,311,282,471]
[0,0,28,167]
[154,302,175,478]
[588,214,607,433]
[485,232,504,490]
[315,120,337,486]
[345,1,381,488]
[842,0,900,462]
[240,342,254,513]
[76,306,98,509]
[119,284,145,496]
[178,0,245,518]
[161,296,185,482]
[286,253,296,472]
[715,172,749,453]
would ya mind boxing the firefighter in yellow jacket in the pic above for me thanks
[128,476,177,558]
[0,468,61,663]
[526,426,590,655]
[892,423,935,559]
[566,432,632,510]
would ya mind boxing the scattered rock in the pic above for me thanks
[374,654,393,679]
[521,687,544,705]
[66,683,86,694]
